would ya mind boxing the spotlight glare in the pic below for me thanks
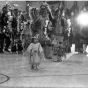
[77,12,88,26]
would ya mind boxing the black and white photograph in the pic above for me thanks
[0,0,88,88]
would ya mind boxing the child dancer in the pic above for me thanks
[27,35,44,70]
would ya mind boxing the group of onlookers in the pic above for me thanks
[70,1,88,54]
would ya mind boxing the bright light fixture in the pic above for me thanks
[77,12,88,26]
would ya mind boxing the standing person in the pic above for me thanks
[27,35,44,70]
[81,1,88,11]
[68,27,73,53]
[65,8,73,53]
[80,1,88,54]
[4,27,11,52]
[0,6,10,52]
[0,12,4,53]
[4,11,13,52]
[70,1,80,53]
[11,14,17,42]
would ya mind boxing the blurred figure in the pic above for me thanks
[70,1,79,16]
[0,12,4,53]
[11,14,17,42]
[70,1,81,53]
[81,1,88,11]
[80,1,88,54]
[0,6,10,52]
[0,28,5,53]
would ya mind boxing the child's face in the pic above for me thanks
[34,38,38,43]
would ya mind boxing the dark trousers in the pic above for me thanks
[0,26,11,51]
[75,34,83,52]
[11,28,17,42]
[68,34,73,52]
[0,33,5,51]
[4,35,11,50]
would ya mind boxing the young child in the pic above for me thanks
[51,34,66,62]
[27,35,44,70]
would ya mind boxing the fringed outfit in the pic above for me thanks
[27,42,43,69]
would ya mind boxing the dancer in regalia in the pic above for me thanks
[27,35,44,70]
[45,2,67,61]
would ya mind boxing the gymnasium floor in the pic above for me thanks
[0,45,88,88]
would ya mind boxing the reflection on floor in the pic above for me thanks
[0,46,88,87]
